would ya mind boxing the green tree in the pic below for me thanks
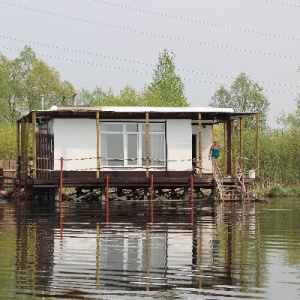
[276,97,300,130]
[210,73,269,129]
[148,49,188,107]
[0,46,75,123]
[0,123,16,159]
[0,55,13,123]
[78,86,117,106]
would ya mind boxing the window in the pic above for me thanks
[100,122,165,167]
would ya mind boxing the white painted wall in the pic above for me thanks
[50,118,211,173]
[166,119,192,171]
[53,119,97,171]
[192,124,213,174]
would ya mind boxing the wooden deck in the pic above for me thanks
[15,170,258,202]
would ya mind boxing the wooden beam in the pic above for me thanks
[21,120,25,180]
[239,117,244,174]
[198,113,202,177]
[232,120,236,178]
[226,119,232,175]
[32,111,37,179]
[145,112,150,178]
[25,118,29,180]
[96,112,100,178]
[223,122,227,174]
[255,114,260,178]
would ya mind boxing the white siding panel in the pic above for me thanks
[192,125,213,173]
[53,119,96,171]
[166,120,192,171]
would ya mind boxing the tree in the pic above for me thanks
[148,49,188,107]
[210,73,269,129]
[0,46,75,123]
[276,96,300,130]
[0,55,13,123]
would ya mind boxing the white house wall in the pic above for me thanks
[51,118,211,172]
[53,119,97,171]
[192,125,212,174]
[166,119,192,171]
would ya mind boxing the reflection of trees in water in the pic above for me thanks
[15,217,55,294]
[211,202,266,290]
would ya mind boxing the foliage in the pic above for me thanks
[147,49,189,107]
[78,49,189,108]
[1,46,300,190]
[0,123,16,159]
[210,73,270,130]
[277,96,300,130]
[0,46,75,124]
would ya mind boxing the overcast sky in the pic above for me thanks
[0,0,299,127]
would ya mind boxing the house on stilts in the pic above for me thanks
[16,106,260,201]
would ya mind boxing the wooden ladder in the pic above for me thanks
[214,171,246,201]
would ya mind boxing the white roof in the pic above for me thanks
[50,106,234,113]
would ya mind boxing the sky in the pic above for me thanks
[0,0,299,127]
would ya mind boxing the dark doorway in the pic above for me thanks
[192,134,197,159]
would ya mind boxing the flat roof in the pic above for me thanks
[50,106,235,113]
[18,106,257,124]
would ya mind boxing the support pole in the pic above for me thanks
[198,113,202,177]
[239,117,244,174]
[255,114,260,178]
[21,120,26,181]
[32,111,37,179]
[226,119,232,175]
[223,122,227,174]
[150,174,154,224]
[145,112,150,178]
[16,121,20,180]
[24,118,29,180]
[96,112,100,178]
[232,120,237,178]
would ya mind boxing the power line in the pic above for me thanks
[1,35,299,90]
[92,0,300,42]
[1,45,298,96]
[264,0,300,8]
[0,1,299,61]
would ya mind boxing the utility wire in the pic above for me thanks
[92,0,300,41]
[0,1,299,61]
[1,35,299,90]
[1,45,298,96]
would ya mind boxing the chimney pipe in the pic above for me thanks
[41,94,44,110]
[73,92,77,106]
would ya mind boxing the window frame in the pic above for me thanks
[100,121,166,168]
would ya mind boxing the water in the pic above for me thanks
[0,197,299,299]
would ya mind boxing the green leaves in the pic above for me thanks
[148,49,188,107]
[0,46,76,124]
[210,73,270,130]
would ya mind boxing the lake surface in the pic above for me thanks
[0,197,299,299]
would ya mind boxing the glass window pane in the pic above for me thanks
[141,123,164,132]
[141,133,165,166]
[150,123,164,132]
[101,123,123,132]
[126,123,138,132]
[128,134,138,165]
[100,133,124,166]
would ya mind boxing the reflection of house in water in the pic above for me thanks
[11,202,263,296]
[50,217,250,291]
